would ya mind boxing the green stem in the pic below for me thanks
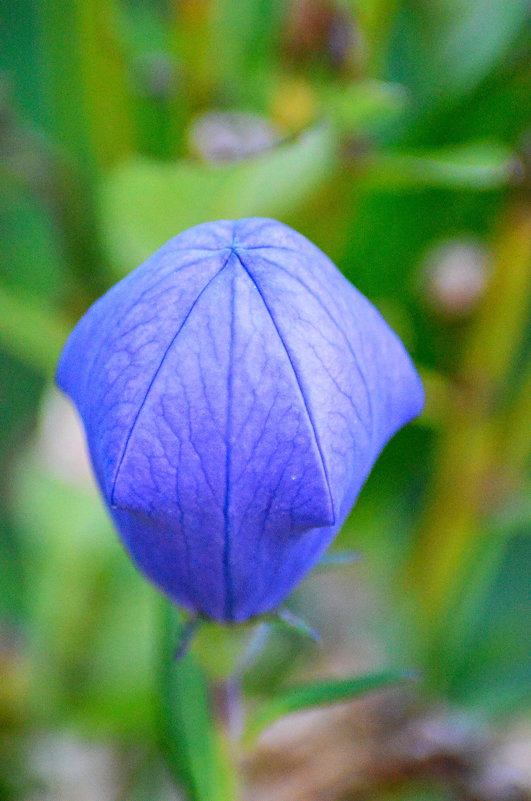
[40,0,133,171]
[499,367,531,485]
[39,0,132,297]
[157,601,237,801]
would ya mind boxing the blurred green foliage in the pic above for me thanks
[0,1,530,799]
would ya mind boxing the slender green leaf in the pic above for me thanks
[361,142,515,190]
[244,670,413,744]
[41,0,133,169]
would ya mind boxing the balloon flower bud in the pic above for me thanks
[57,219,423,622]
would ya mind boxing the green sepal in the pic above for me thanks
[266,608,322,643]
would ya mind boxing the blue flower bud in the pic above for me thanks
[57,218,423,622]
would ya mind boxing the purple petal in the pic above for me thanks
[57,218,423,621]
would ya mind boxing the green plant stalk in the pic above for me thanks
[76,0,134,168]
[40,0,133,171]
[499,367,531,484]
[158,602,238,801]
[171,0,215,109]
[39,0,133,298]
[406,201,531,648]
[114,1,187,160]
[40,0,94,174]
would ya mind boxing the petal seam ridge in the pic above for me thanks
[109,249,235,508]
[235,251,336,527]
[251,251,374,451]
[223,268,236,620]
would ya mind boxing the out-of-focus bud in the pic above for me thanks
[284,0,335,59]
[283,0,360,72]
[422,239,490,318]
[188,112,279,162]
[327,6,360,69]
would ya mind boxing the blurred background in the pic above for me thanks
[1,1,530,799]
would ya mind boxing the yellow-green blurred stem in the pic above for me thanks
[407,200,531,641]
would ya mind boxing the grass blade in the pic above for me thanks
[244,670,414,745]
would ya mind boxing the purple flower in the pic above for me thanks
[57,218,423,622]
